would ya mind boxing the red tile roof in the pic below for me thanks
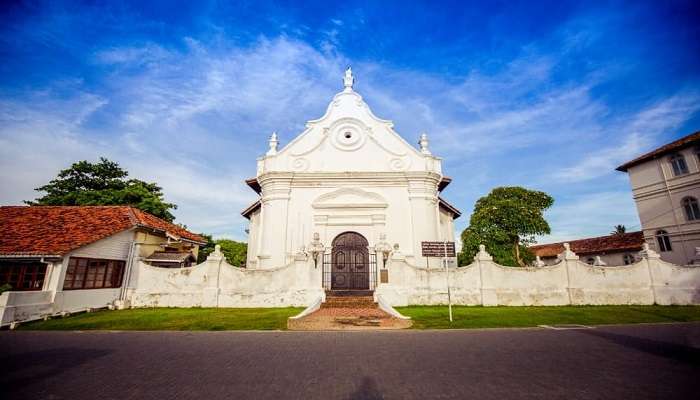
[616,130,700,172]
[0,206,206,257]
[529,231,644,258]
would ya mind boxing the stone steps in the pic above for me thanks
[321,295,375,308]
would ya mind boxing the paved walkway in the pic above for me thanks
[1,323,699,399]
[288,295,412,330]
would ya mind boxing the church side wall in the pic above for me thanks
[245,208,261,268]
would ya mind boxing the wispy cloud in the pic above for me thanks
[552,92,700,182]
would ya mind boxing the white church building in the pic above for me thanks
[241,68,460,290]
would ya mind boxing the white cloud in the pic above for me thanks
[552,93,700,182]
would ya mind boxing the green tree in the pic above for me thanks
[458,187,554,267]
[611,224,626,236]
[195,234,247,267]
[215,239,248,267]
[196,233,216,263]
[26,157,177,222]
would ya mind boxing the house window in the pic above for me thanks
[623,254,635,265]
[585,257,595,265]
[0,262,47,291]
[669,153,688,176]
[63,258,125,290]
[655,230,672,252]
[682,197,700,221]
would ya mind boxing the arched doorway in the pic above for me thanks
[331,232,370,290]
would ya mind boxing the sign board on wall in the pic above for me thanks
[421,241,456,258]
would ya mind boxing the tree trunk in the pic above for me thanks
[514,239,525,267]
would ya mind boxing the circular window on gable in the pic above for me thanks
[330,121,366,151]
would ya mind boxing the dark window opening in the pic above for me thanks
[0,262,47,291]
[655,230,672,252]
[682,197,700,221]
[669,154,689,176]
[623,254,635,265]
[63,257,125,290]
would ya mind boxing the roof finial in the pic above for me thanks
[343,66,354,91]
[419,132,431,155]
[266,132,278,156]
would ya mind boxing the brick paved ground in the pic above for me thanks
[1,323,698,399]
[287,295,413,330]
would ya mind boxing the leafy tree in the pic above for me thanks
[215,239,248,267]
[194,234,248,267]
[196,233,216,263]
[458,187,554,267]
[26,157,177,222]
[611,224,626,236]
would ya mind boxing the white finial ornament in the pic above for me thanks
[534,255,545,267]
[343,67,354,91]
[419,132,431,155]
[267,132,278,156]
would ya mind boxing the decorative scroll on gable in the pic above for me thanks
[312,187,388,209]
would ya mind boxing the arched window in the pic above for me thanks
[623,254,635,265]
[585,257,595,265]
[656,230,672,252]
[682,197,700,221]
[669,153,688,176]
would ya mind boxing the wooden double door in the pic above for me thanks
[331,232,369,290]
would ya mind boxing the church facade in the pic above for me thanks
[242,68,460,290]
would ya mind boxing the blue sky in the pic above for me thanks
[1,0,699,242]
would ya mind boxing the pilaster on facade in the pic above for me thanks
[256,173,293,269]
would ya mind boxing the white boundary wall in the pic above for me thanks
[126,243,700,308]
[377,244,700,306]
[130,249,324,308]
[3,243,698,326]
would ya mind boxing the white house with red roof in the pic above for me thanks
[0,206,205,326]
[531,231,646,267]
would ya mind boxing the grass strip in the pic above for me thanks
[396,305,700,329]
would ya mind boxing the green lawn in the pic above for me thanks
[18,307,303,331]
[397,305,700,329]
[15,305,700,331]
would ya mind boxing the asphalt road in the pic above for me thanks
[2,323,699,400]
